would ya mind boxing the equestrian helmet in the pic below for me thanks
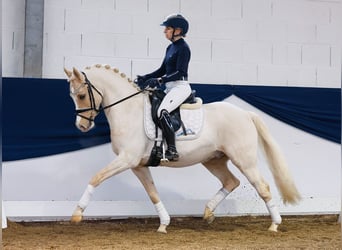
[161,14,189,36]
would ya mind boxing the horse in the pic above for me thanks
[64,64,301,233]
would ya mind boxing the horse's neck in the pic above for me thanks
[90,71,144,133]
[86,69,137,108]
[104,94,144,143]
[102,82,135,108]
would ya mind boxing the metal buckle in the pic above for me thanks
[160,143,169,163]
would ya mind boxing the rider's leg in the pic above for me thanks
[157,81,191,161]
[157,81,192,116]
[159,109,178,161]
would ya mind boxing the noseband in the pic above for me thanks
[73,72,145,122]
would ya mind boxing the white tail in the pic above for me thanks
[250,112,301,204]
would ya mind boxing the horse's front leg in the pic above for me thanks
[71,154,138,223]
[131,167,170,233]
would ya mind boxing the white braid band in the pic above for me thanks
[154,201,170,226]
[206,187,230,211]
[266,199,282,225]
[78,184,95,210]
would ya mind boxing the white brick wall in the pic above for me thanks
[148,0,180,15]
[242,0,272,20]
[212,40,243,63]
[2,0,341,87]
[272,0,330,25]
[2,0,26,77]
[302,44,331,66]
[212,0,242,19]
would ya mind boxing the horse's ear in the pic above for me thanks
[64,67,72,78]
[72,67,83,81]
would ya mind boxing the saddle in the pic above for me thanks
[149,89,197,133]
[146,89,200,166]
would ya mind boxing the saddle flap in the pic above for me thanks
[144,95,203,141]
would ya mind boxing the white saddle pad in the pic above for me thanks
[144,96,204,141]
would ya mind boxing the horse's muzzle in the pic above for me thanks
[76,116,95,132]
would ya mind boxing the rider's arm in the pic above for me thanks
[143,61,166,80]
[160,46,190,84]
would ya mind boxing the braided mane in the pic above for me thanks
[84,64,140,90]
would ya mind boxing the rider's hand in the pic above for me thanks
[134,75,148,89]
[145,78,162,88]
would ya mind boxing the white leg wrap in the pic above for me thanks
[154,201,170,226]
[206,187,230,211]
[78,184,95,210]
[266,199,282,225]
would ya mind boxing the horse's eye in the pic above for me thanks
[78,94,86,100]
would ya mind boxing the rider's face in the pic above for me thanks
[164,26,181,41]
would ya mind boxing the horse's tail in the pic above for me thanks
[249,111,301,205]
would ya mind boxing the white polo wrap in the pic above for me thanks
[266,199,282,225]
[154,201,170,226]
[78,184,95,209]
[206,187,230,211]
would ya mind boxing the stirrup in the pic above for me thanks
[165,149,179,161]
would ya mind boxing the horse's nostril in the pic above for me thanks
[77,123,88,132]
[80,125,89,131]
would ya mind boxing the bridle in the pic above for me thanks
[72,72,145,122]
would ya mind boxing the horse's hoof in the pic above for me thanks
[205,214,215,224]
[203,207,215,224]
[157,224,167,234]
[71,214,83,224]
[268,222,279,232]
[71,207,83,224]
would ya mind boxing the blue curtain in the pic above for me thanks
[2,78,341,161]
[3,78,111,161]
[193,84,341,144]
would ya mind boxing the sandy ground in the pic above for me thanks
[2,215,341,249]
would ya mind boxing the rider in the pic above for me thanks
[137,14,192,161]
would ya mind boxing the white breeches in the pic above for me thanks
[157,80,192,117]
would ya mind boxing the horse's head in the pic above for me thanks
[64,67,103,132]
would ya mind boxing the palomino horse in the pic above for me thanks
[64,65,300,233]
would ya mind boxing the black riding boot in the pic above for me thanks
[159,110,179,161]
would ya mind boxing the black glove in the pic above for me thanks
[134,75,148,89]
[145,78,162,88]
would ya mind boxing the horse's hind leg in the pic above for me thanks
[202,155,240,224]
[233,157,282,232]
[131,167,170,234]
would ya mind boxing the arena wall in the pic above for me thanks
[2,0,341,220]
[2,96,340,220]
[2,0,341,86]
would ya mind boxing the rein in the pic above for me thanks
[101,89,145,111]
[75,72,145,121]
